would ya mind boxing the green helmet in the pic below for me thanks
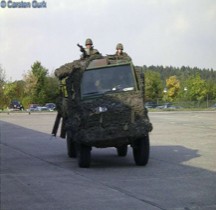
[85,38,93,45]
[116,43,124,50]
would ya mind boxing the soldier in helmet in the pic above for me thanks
[53,39,102,134]
[55,38,102,79]
[81,38,101,59]
[115,43,132,62]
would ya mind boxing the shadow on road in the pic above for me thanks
[1,120,216,210]
[0,120,206,169]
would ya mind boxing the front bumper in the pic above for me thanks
[74,120,153,147]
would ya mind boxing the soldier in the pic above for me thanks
[55,38,102,79]
[79,38,101,59]
[115,43,132,62]
[53,39,102,137]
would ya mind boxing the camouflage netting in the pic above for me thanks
[55,54,103,79]
[73,92,153,147]
[54,56,153,147]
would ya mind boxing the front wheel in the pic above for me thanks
[133,135,150,166]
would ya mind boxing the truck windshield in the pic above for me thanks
[81,64,136,98]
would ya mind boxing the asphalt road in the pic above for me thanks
[0,111,216,210]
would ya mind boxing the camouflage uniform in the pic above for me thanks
[107,43,132,63]
[115,52,132,62]
[80,38,101,59]
[54,38,102,79]
[115,43,132,62]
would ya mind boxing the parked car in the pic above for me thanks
[9,100,24,110]
[45,103,56,111]
[210,103,216,109]
[156,103,182,109]
[36,106,49,111]
[28,103,56,112]
[28,104,40,112]
[145,102,157,108]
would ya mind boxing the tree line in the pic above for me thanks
[0,62,59,109]
[142,65,216,105]
[0,62,216,110]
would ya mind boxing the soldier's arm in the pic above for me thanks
[92,49,102,56]
[123,52,132,61]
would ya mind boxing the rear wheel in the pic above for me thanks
[78,144,91,168]
[116,145,128,157]
[133,135,150,166]
[66,133,77,158]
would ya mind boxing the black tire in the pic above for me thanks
[66,134,77,158]
[116,145,128,157]
[78,144,91,168]
[133,135,150,166]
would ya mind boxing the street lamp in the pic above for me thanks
[183,87,188,107]
[163,88,168,93]
[163,88,168,103]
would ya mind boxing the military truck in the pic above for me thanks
[53,58,153,168]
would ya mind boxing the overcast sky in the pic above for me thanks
[1,0,216,81]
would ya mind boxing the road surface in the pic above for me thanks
[0,111,216,210]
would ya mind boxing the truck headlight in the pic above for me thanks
[94,106,108,114]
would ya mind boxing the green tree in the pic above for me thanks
[0,65,6,109]
[206,80,216,102]
[1,80,26,108]
[43,76,59,103]
[0,64,6,83]
[145,70,163,101]
[23,61,48,104]
[185,74,207,102]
